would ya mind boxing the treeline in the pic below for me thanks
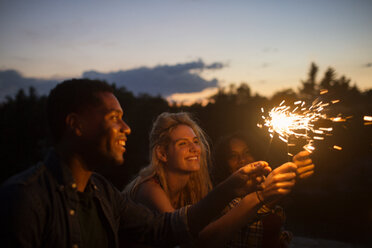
[1,63,371,244]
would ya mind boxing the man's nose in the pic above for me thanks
[120,119,131,135]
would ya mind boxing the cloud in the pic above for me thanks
[167,87,219,106]
[363,63,372,68]
[0,70,59,101]
[82,59,224,96]
[0,59,225,102]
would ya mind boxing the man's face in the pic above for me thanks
[79,92,131,168]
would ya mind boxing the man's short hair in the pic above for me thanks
[46,78,114,143]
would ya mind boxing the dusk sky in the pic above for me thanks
[1,0,371,103]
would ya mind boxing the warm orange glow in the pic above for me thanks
[333,145,342,150]
[320,89,328,95]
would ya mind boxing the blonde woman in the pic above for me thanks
[125,112,298,247]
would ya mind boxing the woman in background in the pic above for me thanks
[212,133,314,248]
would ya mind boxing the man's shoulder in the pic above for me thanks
[0,163,52,214]
[2,163,47,188]
[0,163,51,201]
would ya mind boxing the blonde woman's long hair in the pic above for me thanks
[126,112,213,209]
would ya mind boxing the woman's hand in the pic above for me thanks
[293,150,314,179]
[257,162,297,204]
[225,161,271,197]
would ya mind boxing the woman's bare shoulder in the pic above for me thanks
[135,178,175,213]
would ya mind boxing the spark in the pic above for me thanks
[364,115,372,125]
[319,127,332,131]
[333,145,342,150]
[331,117,346,122]
[320,89,329,95]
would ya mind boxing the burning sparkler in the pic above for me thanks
[258,95,343,154]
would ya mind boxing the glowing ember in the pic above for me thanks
[330,117,346,122]
[333,145,342,150]
[320,89,329,95]
[364,116,372,122]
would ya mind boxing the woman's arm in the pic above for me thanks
[197,162,297,247]
[197,192,261,247]
[133,162,272,240]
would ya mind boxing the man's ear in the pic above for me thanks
[65,113,83,136]
[156,145,167,163]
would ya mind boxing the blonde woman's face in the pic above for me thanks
[227,138,255,173]
[164,124,201,173]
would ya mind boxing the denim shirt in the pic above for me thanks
[0,150,192,248]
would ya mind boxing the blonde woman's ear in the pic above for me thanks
[156,146,167,163]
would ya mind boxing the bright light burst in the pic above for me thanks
[259,98,341,153]
[364,116,372,125]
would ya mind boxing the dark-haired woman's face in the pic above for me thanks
[227,138,255,173]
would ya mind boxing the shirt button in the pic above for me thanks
[69,209,75,216]
[71,183,77,189]
[72,244,79,248]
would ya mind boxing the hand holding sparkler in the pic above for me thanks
[293,150,314,179]
[256,162,297,205]
[225,161,271,197]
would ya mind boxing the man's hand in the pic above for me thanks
[293,150,314,179]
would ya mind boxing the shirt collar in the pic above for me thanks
[44,148,98,192]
